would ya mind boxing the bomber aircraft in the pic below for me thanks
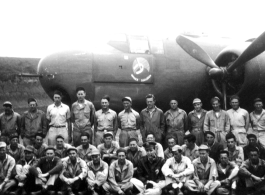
[19,31,265,113]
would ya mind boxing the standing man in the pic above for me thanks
[71,87,95,146]
[76,132,97,163]
[140,94,165,144]
[94,95,118,146]
[0,101,21,144]
[164,99,188,146]
[185,145,220,195]
[118,97,141,147]
[188,98,207,146]
[227,95,249,147]
[204,97,230,147]
[21,98,47,146]
[46,90,71,146]
[205,131,224,163]
[250,98,265,147]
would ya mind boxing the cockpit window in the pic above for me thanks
[129,35,150,54]
[150,40,164,54]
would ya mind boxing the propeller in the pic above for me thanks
[176,32,265,110]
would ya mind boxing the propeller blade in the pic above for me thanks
[176,35,219,68]
[222,82,227,110]
[227,31,265,72]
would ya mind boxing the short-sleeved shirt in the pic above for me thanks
[47,103,70,126]
[76,144,97,163]
[118,109,140,130]
[71,100,95,129]
[95,109,118,131]
[227,107,249,130]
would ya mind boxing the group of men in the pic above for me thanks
[0,87,265,195]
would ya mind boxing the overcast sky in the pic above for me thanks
[0,0,264,58]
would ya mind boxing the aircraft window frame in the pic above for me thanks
[128,35,151,54]
[149,39,164,54]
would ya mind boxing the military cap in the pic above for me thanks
[67,146,77,153]
[247,134,257,140]
[193,98,201,104]
[254,98,263,103]
[205,131,215,138]
[143,141,156,149]
[172,145,182,152]
[0,142,6,148]
[45,145,56,152]
[198,144,209,151]
[24,145,34,153]
[122,97,132,103]
[91,149,100,156]
[219,150,229,156]
[103,131,113,138]
[9,133,19,140]
[56,134,65,140]
[3,101,12,106]
[28,98,37,104]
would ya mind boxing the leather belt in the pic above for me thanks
[51,125,66,128]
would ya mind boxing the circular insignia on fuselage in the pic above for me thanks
[131,57,151,82]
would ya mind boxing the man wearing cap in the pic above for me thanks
[238,146,265,195]
[140,94,165,144]
[47,90,71,146]
[97,131,119,165]
[76,132,97,163]
[164,136,177,160]
[54,134,72,158]
[33,133,48,159]
[164,99,188,146]
[103,148,135,195]
[188,98,207,146]
[250,98,265,147]
[204,97,230,147]
[94,95,118,147]
[59,147,87,195]
[224,133,244,164]
[162,145,194,195]
[125,138,146,176]
[215,150,239,195]
[0,142,16,195]
[21,97,47,146]
[14,145,39,194]
[205,131,224,163]
[0,101,21,144]
[30,146,63,194]
[87,149,108,195]
[244,133,265,160]
[137,141,165,185]
[182,134,200,161]
[185,145,220,195]
[117,97,142,148]
[227,95,249,147]
[6,133,25,162]
[71,87,95,146]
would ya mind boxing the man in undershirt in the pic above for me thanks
[227,95,249,147]
[204,97,230,147]
[188,98,207,146]
[250,98,265,147]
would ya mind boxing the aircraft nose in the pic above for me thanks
[37,50,94,104]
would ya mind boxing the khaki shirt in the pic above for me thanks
[118,109,140,130]
[250,109,265,131]
[87,159,109,186]
[71,100,95,129]
[47,103,70,126]
[227,107,249,131]
[76,144,97,163]
[95,109,118,132]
